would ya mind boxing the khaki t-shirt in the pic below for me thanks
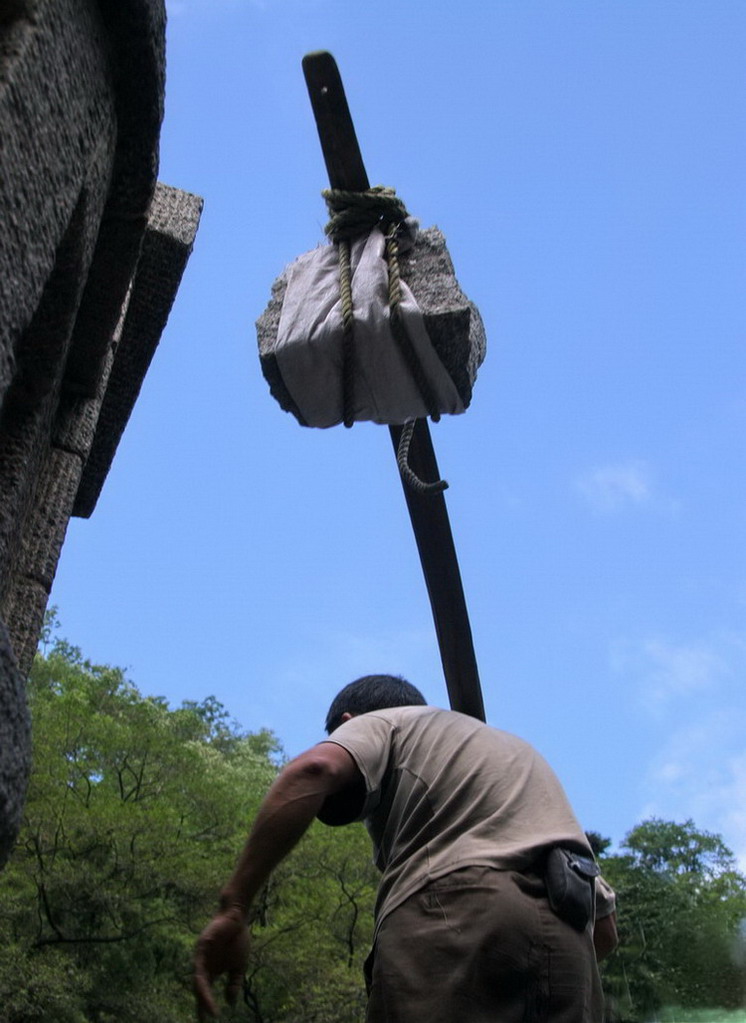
[323,705,593,929]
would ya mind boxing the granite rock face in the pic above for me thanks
[0,619,29,871]
[0,0,202,868]
[399,228,486,410]
[257,226,486,426]
[73,184,205,518]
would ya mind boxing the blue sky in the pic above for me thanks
[50,1,745,864]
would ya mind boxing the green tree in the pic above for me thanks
[0,630,377,1022]
[0,635,279,1021]
[243,820,377,1023]
[598,819,746,1022]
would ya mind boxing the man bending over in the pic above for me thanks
[194,675,617,1022]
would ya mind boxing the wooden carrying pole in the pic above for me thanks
[302,51,485,723]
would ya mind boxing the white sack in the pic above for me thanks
[274,226,464,428]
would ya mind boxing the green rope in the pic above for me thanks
[384,225,442,425]
[337,237,355,428]
[396,420,449,496]
[322,186,447,494]
[323,185,408,242]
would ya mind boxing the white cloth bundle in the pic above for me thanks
[273,226,464,428]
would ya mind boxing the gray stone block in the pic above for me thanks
[0,413,84,670]
[2,577,48,680]
[0,0,122,598]
[0,387,57,607]
[73,183,203,518]
[0,614,29,870]
[256,226,486,426]
[0,0,117,407]
[0,184,102,601]
[52,287,126,462]
[1,444,82,675]
[0,0,202,869]
[256,273,304,422]
[52,344,116,462]
[14,447,84,592]
[399,228,486,410]
[63,0,167,397]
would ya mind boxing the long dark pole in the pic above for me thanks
[302,52,485,723]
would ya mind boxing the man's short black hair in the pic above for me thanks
[324,675,427,734]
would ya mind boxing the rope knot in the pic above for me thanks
[323,186,409,242]
[322,185,448,496]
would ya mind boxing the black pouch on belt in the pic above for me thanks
[544,848,600,931]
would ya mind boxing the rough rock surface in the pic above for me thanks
[0,619,29,871]
[0,1,202,866]
[74,184,204,517]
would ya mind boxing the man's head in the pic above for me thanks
[324,675,427,734]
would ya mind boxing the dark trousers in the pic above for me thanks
[365,865,603,1023]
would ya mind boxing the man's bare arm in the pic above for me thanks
[194,741,360,1019]
[220,741,360,915]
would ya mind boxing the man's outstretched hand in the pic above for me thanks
[193,907,250,1020]
[192,744,359,1017]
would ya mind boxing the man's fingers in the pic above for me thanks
[193,911,249,1019]
[193,956,219,1020]
[194,982,218,1020]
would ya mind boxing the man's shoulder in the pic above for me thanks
[329,704,440,732]
[324,705,443,749]
[350,705,469,734]
[361,707,531,752]
[328,706,532,758]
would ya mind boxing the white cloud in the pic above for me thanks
[642,713,746,872]
[576,458,681,515]
[253,625,442,752]
[641,637,727,709]
[613,628,746,869]
[611,635,728,714]
[577,460,652,512]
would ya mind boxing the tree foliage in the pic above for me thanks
[3,625,745,1021]
[0,630,376,1022]
[242,821,376,1023]
[598,819,746,1022]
